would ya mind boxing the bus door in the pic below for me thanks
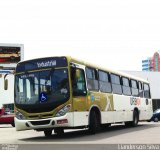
[143,84,153,119]
[70,64,88,126]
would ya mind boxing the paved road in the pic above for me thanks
[0,122,160,150]
[0,122,159,144]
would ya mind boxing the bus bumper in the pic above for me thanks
[15,113,73,131]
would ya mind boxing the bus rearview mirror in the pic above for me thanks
[4,79,8,90]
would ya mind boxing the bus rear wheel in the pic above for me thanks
[88,111,100,134]
[132,110,139,126]
[125,110,139,127]
[44,129,52,137]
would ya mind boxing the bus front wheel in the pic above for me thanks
[44,129,52,137]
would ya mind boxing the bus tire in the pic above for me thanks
[132,110,139,127]
[44,129,52,137]
[54,128,64,135]
[125,110,139,127]
[88,111,100,134]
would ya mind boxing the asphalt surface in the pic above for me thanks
[0,122,160,150]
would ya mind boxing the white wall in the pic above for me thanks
[0,74,14,108]
[123,71,160,99]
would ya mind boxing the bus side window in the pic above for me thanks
[121,77,131,96]
[131,79,139,97]
[111,74,122,95]
[144,83,151,98]
[98,70,112,93]
[138,81,143,97]
[86,67,99,91]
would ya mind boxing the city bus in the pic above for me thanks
[14,56,153,136]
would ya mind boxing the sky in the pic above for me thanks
[0,0,160,71]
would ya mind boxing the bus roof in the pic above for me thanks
[68,56,149,84]
[17,56,149,84]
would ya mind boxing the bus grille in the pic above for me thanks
[30,120,51,126]
[28,114,53,119]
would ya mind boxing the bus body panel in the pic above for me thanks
[73,112,89,127]
[113,94,152,120]
[15,112,74,131]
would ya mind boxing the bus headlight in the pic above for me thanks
[55,104,71,117]
[15,111,25,120]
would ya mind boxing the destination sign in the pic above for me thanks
[16,57,68,72]
[37,60,56,68]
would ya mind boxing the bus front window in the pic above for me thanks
[15,69,69,105]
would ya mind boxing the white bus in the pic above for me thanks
[14,56,153,136]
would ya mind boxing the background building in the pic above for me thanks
[142,51,160,71]
[142,58,152,71]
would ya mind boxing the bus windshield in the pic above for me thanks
[15,69,69,106]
